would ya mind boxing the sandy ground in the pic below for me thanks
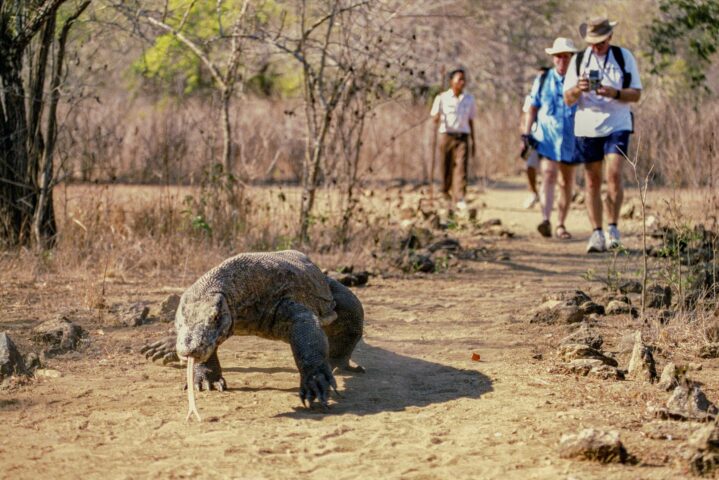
[1,179,717,479]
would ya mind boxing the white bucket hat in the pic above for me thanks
[545,37,579,55]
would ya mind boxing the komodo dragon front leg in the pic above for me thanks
[140,336,226,391]
[275,299,338,408]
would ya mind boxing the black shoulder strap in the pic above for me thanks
[610,45,631,89]
[536,68,550,97]
[575,49,585,77]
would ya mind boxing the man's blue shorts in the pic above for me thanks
[573,130,631,163]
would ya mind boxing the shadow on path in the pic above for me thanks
[277,341,493,418]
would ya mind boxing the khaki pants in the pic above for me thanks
[439,133,468,202]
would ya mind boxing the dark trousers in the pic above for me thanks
[439,133,468,201]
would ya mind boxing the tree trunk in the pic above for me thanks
[299,111,332,242]
[221,88,233,175]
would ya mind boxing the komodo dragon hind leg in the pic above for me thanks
[324,277,365,374]
[141,333,226,391]
[276,300,338,409]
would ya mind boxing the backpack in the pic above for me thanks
[575,45,632,89]
[536,67,551,98]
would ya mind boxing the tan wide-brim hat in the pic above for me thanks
[545,37,579,55]
[579,17,617,44]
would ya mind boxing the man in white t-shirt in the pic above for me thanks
[430,68,477,211]
[564,17,642,253]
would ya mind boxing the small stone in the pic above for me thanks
[661,383,718,421]
[23,352,41,372]
[530,301,585,324]
[426,238,461,253]
[32,316,85,354]
[158,294,181,323]
[0,333,28,380]
[579,301,605,316]
[560,325,603,350]
[558,428,629,463]
[688,423,719,476]
[657,362,683,391]
[558,344,618,367]
[542,290,592,306]
[606,300,638,317]
[647,284,672,309]
[589,364,626,380]
[620,203,636,220]
[113,302,150,327]
[698,343,719,359]
[627,331,657,383]
[618,280,642,294]
[407,252,435,273]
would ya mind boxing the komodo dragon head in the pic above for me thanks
[175,294,233,362]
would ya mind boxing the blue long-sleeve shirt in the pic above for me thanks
[529,68,577,162]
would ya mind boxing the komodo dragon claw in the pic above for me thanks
[140,336,179,365]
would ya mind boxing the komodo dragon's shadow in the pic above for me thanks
[277,341,493,418]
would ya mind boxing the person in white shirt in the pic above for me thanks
[564,17,642,253]
[519,68,546,210]
[430,68,477,211]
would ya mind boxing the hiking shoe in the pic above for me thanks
[586,230,607,253]
[537,220,551,238]
[606,225,621,250]
[523,193,540,209]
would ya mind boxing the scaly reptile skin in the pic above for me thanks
[141,250,364,408]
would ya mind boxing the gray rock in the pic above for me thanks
[606,300,638,317]
[660,383,718,421]
[657,362,684,391]
[542,290,592,306]
[558,343,618,367]
[618,280,643,294]
[406,252,435,273]
[698,343,719,359]
[32,316,85,354]
[113,302,150,327]
[158,294,181,323]
[426,238,461,253]
[0,333,28,380]
[558,428,629,463]
[530,301,585,324]
[579,301,605,316]
[647,284,672,309]
[589,364,626,380]
[627,331,657,383]
[688,423,719,476]
[560,325,604,350]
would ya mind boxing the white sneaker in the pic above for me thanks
[606,225,621,250]
[586,230,607,253]
[523,193,539,209]
[456,200,468,211]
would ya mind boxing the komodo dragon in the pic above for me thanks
[141,250,364,408]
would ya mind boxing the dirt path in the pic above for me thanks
[0,180,712,479]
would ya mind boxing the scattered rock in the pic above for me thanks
[657,362,684,391]
[112,302,150,327]
[647,284,672,309]
[606,300,638,317]
[399,252,435,273]
[478,218,502,229]
[35,368,62,378]
[558,428,629,463]
[543,290,592,306]
[328,271,370,287]
[658,383,718,421]
[579,301,605,316]
[558,343,618,367]
[620,202,636,220]
[158,294,181,323]
[32,316,85,355]
[426,237,461,253]
[530,301,585,324]
[560,324,604,350]
[627,331,657,383]
[698,343,719,359]
[589,364,626,380]
[619,280,643,294]
[23,352,41,372]
[688,423,719,476]
[0,333,28,381]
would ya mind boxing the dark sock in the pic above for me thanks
[608,223,617,228]
[593,228,603,232]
